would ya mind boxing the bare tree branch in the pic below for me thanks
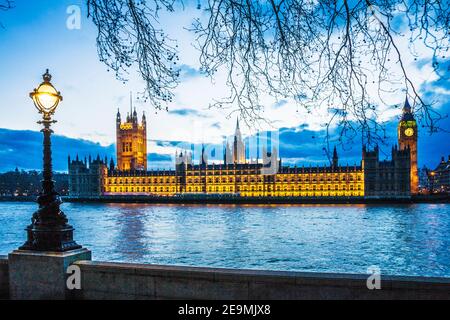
[86,0,450,150]
[0,0,12,10]
[0,0,13,28]
[87,0,180,110]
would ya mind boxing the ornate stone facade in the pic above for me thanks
[397,97,419,194]
[116,96,147,171]
[69,99,417,199]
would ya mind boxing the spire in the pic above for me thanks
[332,146,338,168]
[116,108,121,126]
[236,117,240,130]
[201,144,207,166]
[257,131,260,161]
[109,158,115,171]
[403,95,411,113]
[130,91,133,118]
[400,95,415,121]
[223,143,226,163]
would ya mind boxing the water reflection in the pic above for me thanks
[0,202,449,277]
[219,205,251,266]
[114,204,147,261]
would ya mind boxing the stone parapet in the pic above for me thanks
[73,261,450,300]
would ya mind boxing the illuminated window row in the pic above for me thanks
[108,177,177,184]
[107,186,178,193]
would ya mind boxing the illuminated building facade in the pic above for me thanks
[69,99,417,199]
[116,95,147,171]
[397,97,418,194]
[428,156,450,193]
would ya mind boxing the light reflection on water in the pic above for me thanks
[0,202,449,277]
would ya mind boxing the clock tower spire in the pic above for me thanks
[398,96,418,194]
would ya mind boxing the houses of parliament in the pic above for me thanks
[68,98,417,199]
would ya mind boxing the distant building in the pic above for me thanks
[418,166,431,193]
[0,169,68,197]
[68,97,418,199]
[429,156,450,193]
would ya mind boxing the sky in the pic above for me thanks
[0,0,448,172]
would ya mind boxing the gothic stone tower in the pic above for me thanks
[233,118,246,164]
[397,97,418,194]
[116,101,147,171]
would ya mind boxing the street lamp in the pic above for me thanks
[20,69,81,252]
[430,171,435,194]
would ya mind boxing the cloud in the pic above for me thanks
[415,62,450,169]
[178,64,203,80]
[153,139,186,148]
[273,99,288,109]
[168,108,209,118]
[0,128,115,172]
[148,153,172,162]
[275,126,362,165]
[211,122,222,129]
[1,102,447,174]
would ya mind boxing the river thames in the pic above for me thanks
[0,202,449,277]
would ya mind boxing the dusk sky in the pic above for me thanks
[0,0,449,172]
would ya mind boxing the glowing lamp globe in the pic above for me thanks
[30,69,63,117]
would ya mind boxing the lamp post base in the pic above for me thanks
[20,192,82,252]
[9,248,91,300]
[20,225,82,252]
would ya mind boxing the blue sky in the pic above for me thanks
[0,0,448,172]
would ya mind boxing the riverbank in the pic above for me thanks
[60,194,449,204]
[1,194,448,204]
[1,255,449,299]
[0,196,36,202]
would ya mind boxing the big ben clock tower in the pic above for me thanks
[398,97,418,194]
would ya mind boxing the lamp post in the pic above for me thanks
[430,171,435,194]
[20,69,81,252]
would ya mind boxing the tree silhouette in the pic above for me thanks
[0,0,13,28]
[0,0,443,149]
[2,1,449,147]
[0,169,68,196]
[87,1,449,147]
[0,0,12,11]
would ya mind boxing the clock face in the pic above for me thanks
[404,128,414,137]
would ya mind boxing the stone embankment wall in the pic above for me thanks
[1,256,449,300]
[0,256,9,299]
[72,261,450,300]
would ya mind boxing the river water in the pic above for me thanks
[0,202,449,277]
